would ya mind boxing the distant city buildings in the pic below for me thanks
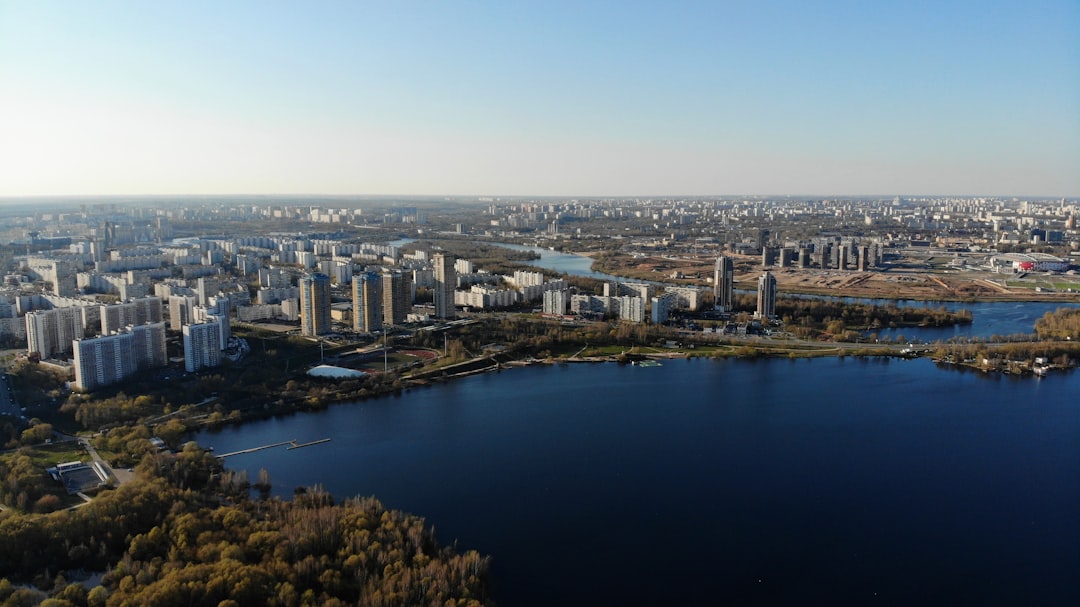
[0,193,1078,388]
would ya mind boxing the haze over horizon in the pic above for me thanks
[2,1,1077,198]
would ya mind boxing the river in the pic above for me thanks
[195,358,1080,605]
[500,243,1080,340]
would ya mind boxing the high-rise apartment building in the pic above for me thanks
[196,277,219,306]
[352,271,382,333]
[432,253,456,319]
[73,322,166,391]
[131,322,168,369]
[756,271,777,319]
[542,289,569,315]
[381,270,412,326]
[193,305,231,348]
[74,333,134,391]
[183,321,222,372]
[101,303,130,336]
[299,273,332,336]
[168,295,196,331]
[714,256,735,312]
[25,259,77,297]
[25,307,86,359]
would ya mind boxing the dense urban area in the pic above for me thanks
[1,194,1079,606]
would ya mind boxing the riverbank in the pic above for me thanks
[585,249,1080,303]
[191,357,1080,607]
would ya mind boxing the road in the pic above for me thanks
[76,437,126,486]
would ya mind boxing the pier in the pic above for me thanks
[287,438,332,450]
[216,440,296,458]
[217,438,332,458]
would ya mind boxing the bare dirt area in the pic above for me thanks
[760,268,1025,300]
[595,252,1080,302]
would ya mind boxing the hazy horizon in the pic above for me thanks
[2,1,1078,198]
[0,191,1075,202]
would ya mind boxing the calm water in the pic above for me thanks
[785,295,1080,341]
[502,243,1080,340]
[496,242,628,282]
[867,300,1079,341]
[196,358,1080,605]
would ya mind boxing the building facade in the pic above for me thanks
[352,271,382,333]
[73,322,166,391]
[542,289,569,316]
[432,253,457,319]
[756,271,776,319]
[381,270,412,326]
[299,273,332,336]
[26,307,86,359]
[714,256,735,312]
[183,321,223,372]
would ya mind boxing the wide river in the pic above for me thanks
[501,243,1080,340]
[195,357,1079,605]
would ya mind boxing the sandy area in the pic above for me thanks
[595,252,1080,302]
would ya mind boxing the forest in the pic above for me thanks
[0,443,491,607]
[1034,306,1080,340]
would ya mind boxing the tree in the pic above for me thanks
[33,494,62,514]
[20,422,54,446]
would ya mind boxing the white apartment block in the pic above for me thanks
[73,322,166,391]
[543,289,569,315]
[183,321,223,373]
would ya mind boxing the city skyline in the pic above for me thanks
[1,1,1078,198]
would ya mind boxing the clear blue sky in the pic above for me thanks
[1,0,1077,197]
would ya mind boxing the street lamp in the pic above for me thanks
[383,325,392,373]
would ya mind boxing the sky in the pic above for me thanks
[1,0,1077,197]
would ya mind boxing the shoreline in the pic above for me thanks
[196,342,1074,439]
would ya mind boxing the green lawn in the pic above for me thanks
[7,441,89,468]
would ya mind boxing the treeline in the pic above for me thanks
[775,298,972,331]
[416,239,539,277]
[0,445,491,606]
[1034,307,1080,340]
[931,341,1080,367]
[0,447,67,515]
[59,393,166,429]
